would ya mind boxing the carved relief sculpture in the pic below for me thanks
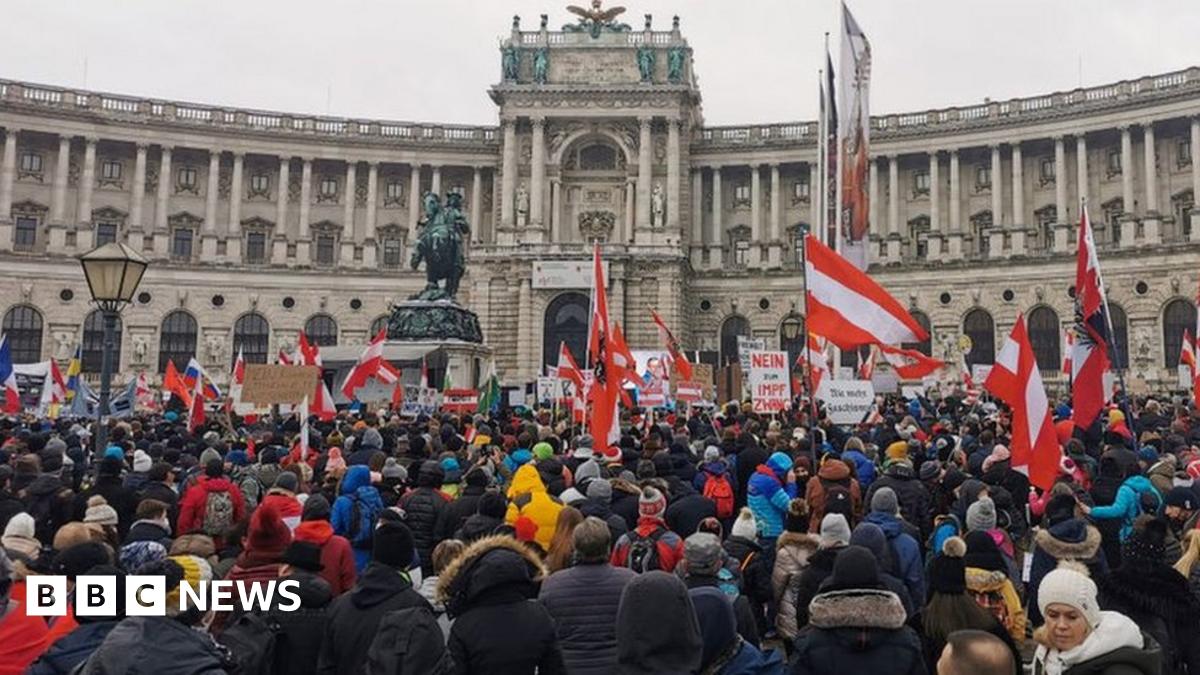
[564,1,630,38]
[651,183,665,226]
[205,333,226,364]
[515,182,530,226]
[131,336,149,365]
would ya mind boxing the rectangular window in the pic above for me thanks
[1179,139,1193,168]
[1040,158,1055,181]
[382,238,402,267]
[13,216,37,250]
[101,160,122,181]
[385,180,404,204]
[19,152,42,173]
[172,229,193,260]
[734,185,750,202]
[733,239,749,266]
[319,177,338,197]
[976,166,991,189]
[316,234,336,264]
[1107,150,1122,175]
[793,180,810,200]
[246,232,267,263]
[249,173,270,194]
[913,171,930,193]
[95,222,118,246]
[177,167,197,189]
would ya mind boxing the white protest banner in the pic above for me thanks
[900,385,926,400]
[970,364,993,385]
[823,380,876,425]
[400,385,439,416]
[535,376,557,404]
[748,350,790,413]
[737,336,766,371]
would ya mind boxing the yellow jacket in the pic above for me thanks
[965,566,1026,645]
[505,464,563,550]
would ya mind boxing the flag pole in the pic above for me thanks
[799,231,820,469]
[817,66,826,246]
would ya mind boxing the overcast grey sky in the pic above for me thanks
[4,1,1199,126]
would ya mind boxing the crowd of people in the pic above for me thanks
[0,390,1198,674]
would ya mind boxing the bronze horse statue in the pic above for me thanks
[410,191,470,301]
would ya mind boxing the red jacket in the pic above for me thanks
[293,520,357,595]
[177,476,247,540]
[0,587,49,675]
[609,517,685,573]
[260,491,303,525]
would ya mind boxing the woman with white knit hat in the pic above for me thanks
[1032,562,1161,675]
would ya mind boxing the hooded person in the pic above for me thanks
[435,465,491,542]
[264,541,333,675]
[863,486,926,606]
[223,504,292,602]
[804,456,863,531]
[458,491,508,543]
[259,472,304,531]
[679,532,760,648]
[864,458,933,541]
[791,545,927,675]
[849,522,916,619]
[771,499,820,644]
[2,512,40,567]
[505,463,564,551]
[610,486,686,573]
[330,465,384,573]
[746,452,798,543]
[316,521,432,674]
[964,530,1027,646]
[1028,493,1108,626]
[615,570,703,675]
[398,459,452,576]
[1033,563,1162,675]
[794,513,852,629]
[689,586,785,675]
[436,534,565,674]
[578,478,629,543]
[292,494,356,595]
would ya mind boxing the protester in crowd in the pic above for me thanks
[505,463,564,552]
[863,486,926,604]
[176,458,246,549]
[771,499,820,646]
[0,547,49,675]
[611,486,685,573]
[679,532,760,647]
[291,494,356,595]
[458,490,507,543]
[963,530,1026,646]
[545,505,584,573]
[794,513,851,628]
[262,541,332,675]
[615,570,703,675]
[804,455,861,531]
[26,564,126,675]
[850,522,916,618]
[689,586,785,674]
[399,459,452,575]
[866,457,932,540]
[1028,493,1107,625]
[936,630,1017,675]
[260,473,303,531]
[330,464,383,573]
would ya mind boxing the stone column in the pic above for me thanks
[927,152,943,259]
[430,164,442,198]
[78,137,97,226]
[749,164,762,264]
[0,129,17,249]
[501,118,517,229]
[530,117,546,233]
[691,169,704,267]
[1076,135,1089,210]
[667,118,681,233]
[1010,143,1026,255]
[1054,137,1070,252]
[363,161,378,268]
[768,163,781,267]
[1142,121,1161,244]
[226,152,243,260]
[202,149,220,258]
[989,145,1004,256]
[887,155,901,261]
[623,178,636,245]
[297,158,313,261]
[273,157,290,265]
[549,178,562,242]
[1120,126,1135,247]
[340,161,358,264]
[611,275,626,332]
[130,143,147,230]
[637,116,653,237]
[868,157,879,237]
[1191,118,1200,241]
[470,166,483,242]
[517,277,532,378]
[51,136,70,224]
[947,149,962,259]
[408,164,421,229]
[712,166,724,267]
[152,146,172,258]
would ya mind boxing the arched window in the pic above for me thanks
[82,310,122,373]
[1027,306,1061,372]
[1108,304,1129,370]
[963,309,995,366]
[158,311,197,374]
[543,293,590,369]
[233,313,270,365]
[2,305,43,363]
[720,315,751,368]
[903,310,933,356]
[369,315,390,338]
[1163,298,1195,368]
[304,314,338,347]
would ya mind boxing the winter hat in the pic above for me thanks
[119,540,168,572]
[477,491,508,519]
[1038,562,1101,629]
[574,458,601,484]
[689,586,739,671]
[731,507,758,540]
[919,461,941,482]
[785,499,809,533]
[819,513,851,547]
[104,445,124,461]
[372,521,416,568]
[639,486,667,520]
[440,457,462,483]
[885,441,909,462]
[704,446,721,463]
[382,457,407,481]
[572,435,594,460]
[360,427,383,450]
[559,488,587,506]
[532,442,554,461]
[849,522,888,563]
[1045,493,1079,527]
[928,536,968,595]
[132,450,152,473]
[52,542,112,577]
[247,505,292,557]
[1137,446,1159,465]
[1165,486,1197,511]
[274,472,298,493]
[198,447,221,467]
[766,451,793,475]
[1122,516,1167,564]
[870,487,899,516]
[966,497,997,533]
[514,515,539,543]
[3,512,35,540]
[683,532,724,576]
[982,444,1011,473]
[84,496,119,527]
[301,494,331,522]
[586,478,613,504]
[164,554,214,616]
[824,544,880,591]
[963,530,1007,573]
[325,448,347,475]
[282,541,325,572]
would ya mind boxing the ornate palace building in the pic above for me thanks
[1,9,1199,394]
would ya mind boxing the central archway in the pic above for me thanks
[543,292,590,370]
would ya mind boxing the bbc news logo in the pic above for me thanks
[27,576,302,616]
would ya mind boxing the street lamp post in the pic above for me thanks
[78,242,148,455]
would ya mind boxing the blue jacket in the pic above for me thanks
[27,621,120,675]
[694,460,732,492]
[863,511,925,605]
[716,641,786,674]
[842,450,876,489]
[331,465,384,571]
[1088,474,1159,541]
[747,468,796,539]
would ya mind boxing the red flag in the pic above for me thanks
[587,243,619,457]
[650,309,693,381]
[609,321,645,388]
[798,335,829,396]
[1181,329,1196,375]
[163,360,193,408]
[341,329,401,399]
[187,374,206,433]
[1062,328,1074,376]
[1070,206,1111,430]
[856,345,877,381]
[804,234,928,349]
[391,379,405,411]
[556,341,585,392]
[878,344,944,380]
[983,314,1062,490]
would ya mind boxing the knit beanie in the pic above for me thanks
[574,458,601,484]
[477,491,508,519]
[819,513,851,547]
[1044,493,1078,527]
[132,450,153,473]
[928,536,968,595]
[301,494,332,522]
[83,496,119,527]
[3,512,34,539]
[824,544,880,591]
[198,447,221,467]
[104,445,124,461]
[784,499,808,533]
[982,444,1011,473]
[766,451,793,475]
[1122,516,1167,565]
[372,521,416,568]
[382,457,407,481]
[704,446,721,463]
[965,497,997,532]
[639,486,667,520]
[683,532,723,576]
[119,540,168,572]
[849,522,888,562]
[586,478,613,504]
[919,461,941,482]
[52,542,112,577]
[165,554,214,616]
[247,505,292,558]
[532,442,554,461]
[1038,562,1101,629]
[870,487,899,516]
[885,441,908,462]
[730,507,758,540]
[360,427,383,450]
[963,529,1007,573]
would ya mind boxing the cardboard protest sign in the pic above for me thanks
[240,365,320,406]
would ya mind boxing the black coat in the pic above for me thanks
[20,473,74,546]
[723,535,771,605]
[791,588,926,675]
[124,520,172,549]
[577,498,628,543]
[137,481,180,525]
[436,484,487,541]
[457,513,503,542]
[78,617,229,674]
[794,546,841,628]
[269,570,331,675]
[665,493,717,538]
[399,487,451,576]
[538,562,637,675]
[1098,562,1200,675]
[864,464,932,540]
[441,536,566,675]
[611,485,642,532]
[28,620,120,675]
[736,446,770,508]
[316,562,433,675]
[73,475,138,537]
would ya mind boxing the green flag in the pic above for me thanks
[478,363,500,413]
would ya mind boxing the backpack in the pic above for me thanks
[821,478,854,524]
[347,493,377,550]
[202,489,236,536]
[25,487,70,545]
[364,607,452,675]
[238,473,265,511]
[703,472,735,520]
[218,611,279,675]
[625,526,666,573]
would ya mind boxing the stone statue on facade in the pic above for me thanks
[667,46,685,83]
[516,182,530,226]
[502,44,520,82]
[651,183,665,226]
[410,191,470,300]
[533,47,549,84]
[637,45,656,83]
[564,0,630,39]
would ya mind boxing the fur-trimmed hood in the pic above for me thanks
[777,531,821,554]
[1099,562,1200,624]
[964,566,1009,593]
[435,534,547,617]
[808,588,907,630]
[1034,520,1102,561]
